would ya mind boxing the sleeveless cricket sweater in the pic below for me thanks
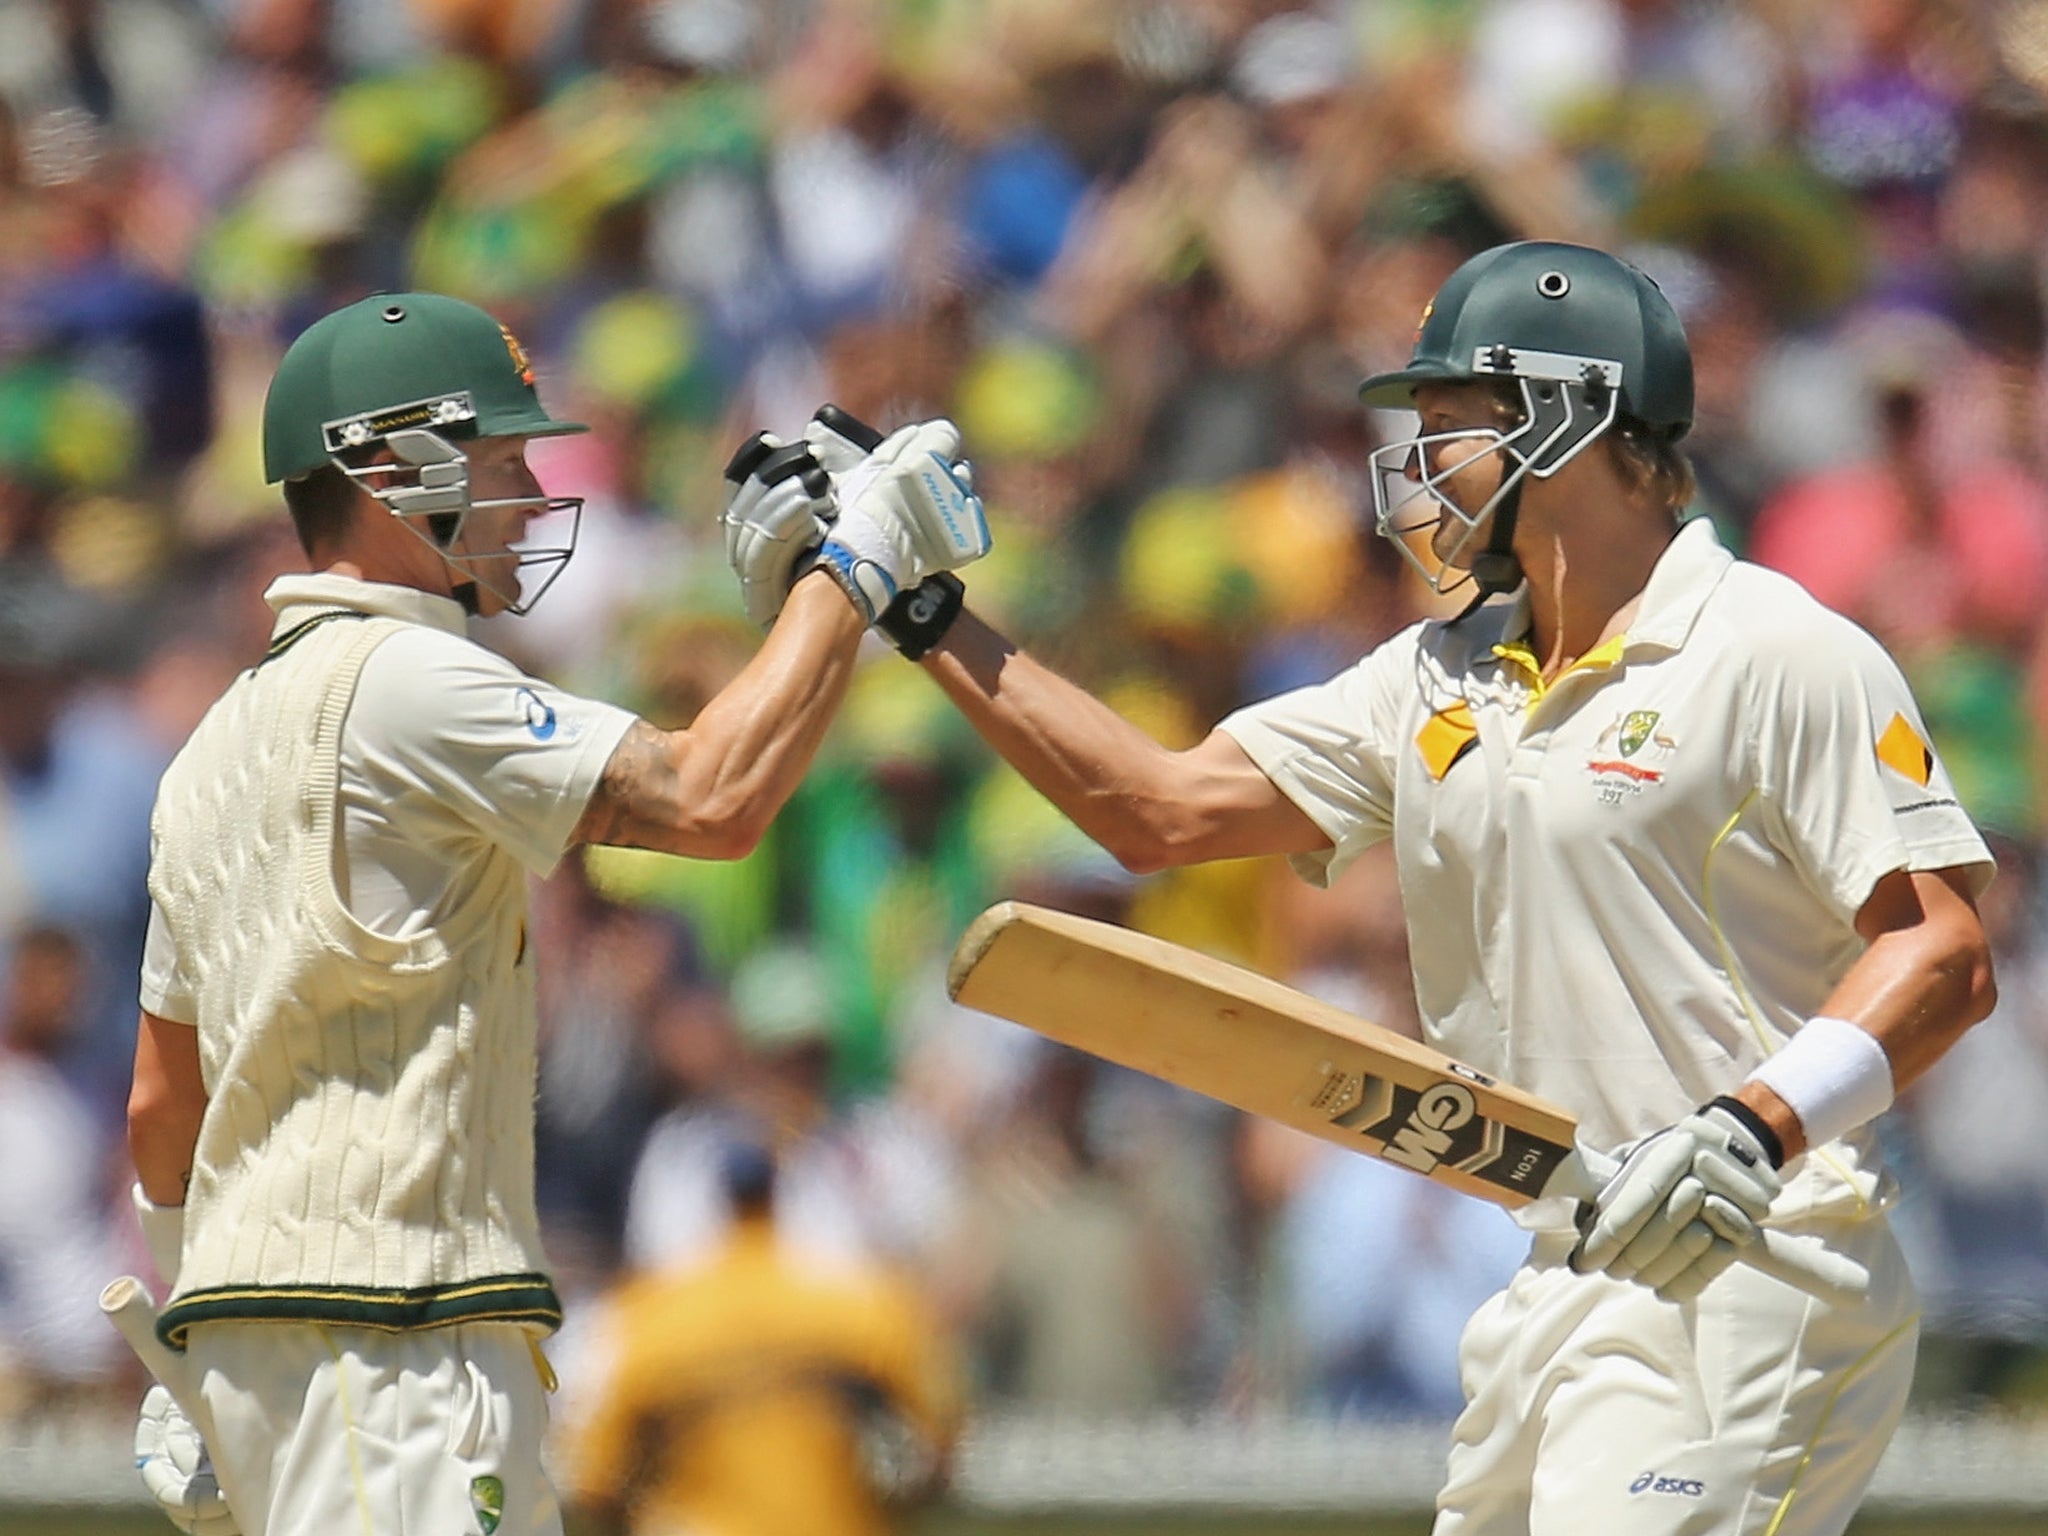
[149,610,559,1349]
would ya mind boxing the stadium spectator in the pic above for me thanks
[0,925,118,1415]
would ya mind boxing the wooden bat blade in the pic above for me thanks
[948,902,1869,1308]
[948,901,1576,1208]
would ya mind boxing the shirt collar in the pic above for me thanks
[1624,516,1732,654]
[264,571,470,639]
[1494,515,1730,656]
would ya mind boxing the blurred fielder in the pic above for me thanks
[120,291,988,1536]
[564,1141,961,1536]
[732,242,1997,1535]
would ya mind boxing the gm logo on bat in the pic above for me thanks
[1303,1063,1570,1196]
[1382,1081,1477,1174]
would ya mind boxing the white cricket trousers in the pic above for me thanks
[185,1320,564,1536]
[1434,1217,1918,1536]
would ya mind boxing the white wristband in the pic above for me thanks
[132,1183,185,1292]
[1744,1016,1895,1153]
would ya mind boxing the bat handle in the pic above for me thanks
[813,404,885,453]
[1556,1148,1870,1309]
[101,1275,202,1412]
[1741,1228,1870,1309]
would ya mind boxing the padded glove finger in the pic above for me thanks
[722,439,835,628]
[136,1384,240,1536]
[1570,1129,1691,1273]
[1607,1174,1707,1281]
[1653,1235,1742,1303]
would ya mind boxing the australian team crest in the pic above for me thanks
[498,325,536,388]
[1617,709,1660,758]
[470,1475,504,1534]
[1587,708,1677,803]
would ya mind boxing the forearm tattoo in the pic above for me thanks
[578,719,678,848]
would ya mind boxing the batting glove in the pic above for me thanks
[803,403,882,476]
[802,407,978,656]
[721,431,835,630]
[810,417,990,626]
[136,1384,240,1536]
[1570,1098,1782,1300]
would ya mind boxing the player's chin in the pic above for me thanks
[1431,525,1476,568]
[471,564,523,616]
[1432,511,1492,567]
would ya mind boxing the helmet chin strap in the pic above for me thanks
[1452,463,1527,623]
[1450,370,1616,623]
[1470,477,1526,597]
[425,506,485,615]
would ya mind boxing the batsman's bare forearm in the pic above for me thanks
[575,574,865,859]
[1738,864,1995,1161]
[921,609,1327,872]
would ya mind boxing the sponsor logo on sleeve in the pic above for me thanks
[515,686,557,741]
[1875,712,1934,787]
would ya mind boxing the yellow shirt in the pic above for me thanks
[565,1222,960,1536]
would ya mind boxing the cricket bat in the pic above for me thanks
[101,1274,201,1410]
[947,901,1868,1307]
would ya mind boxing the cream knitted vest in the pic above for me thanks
[150,611,558,1347]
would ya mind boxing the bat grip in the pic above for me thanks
[1555,1147,1870,1309]
[813,404,885,453]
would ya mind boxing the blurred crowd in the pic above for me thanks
[7,0,2048,1496]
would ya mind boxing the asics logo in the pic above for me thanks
[1630,1473,1705,1497]
[515,687,557,741]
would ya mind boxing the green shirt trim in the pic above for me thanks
[157,1273,562,1350]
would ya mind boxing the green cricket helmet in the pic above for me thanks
[1357,242,1694,598]
[263,292,585,481]
[262,293,589,614]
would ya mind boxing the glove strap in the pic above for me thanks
[875,573,964,660]
[813,538,897,623]
[1704,1095,1786,1171]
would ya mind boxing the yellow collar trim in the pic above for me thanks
[1492,632,1628,702]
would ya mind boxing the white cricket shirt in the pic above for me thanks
[141,573,636,1017]
[1220,517,1991,1227]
